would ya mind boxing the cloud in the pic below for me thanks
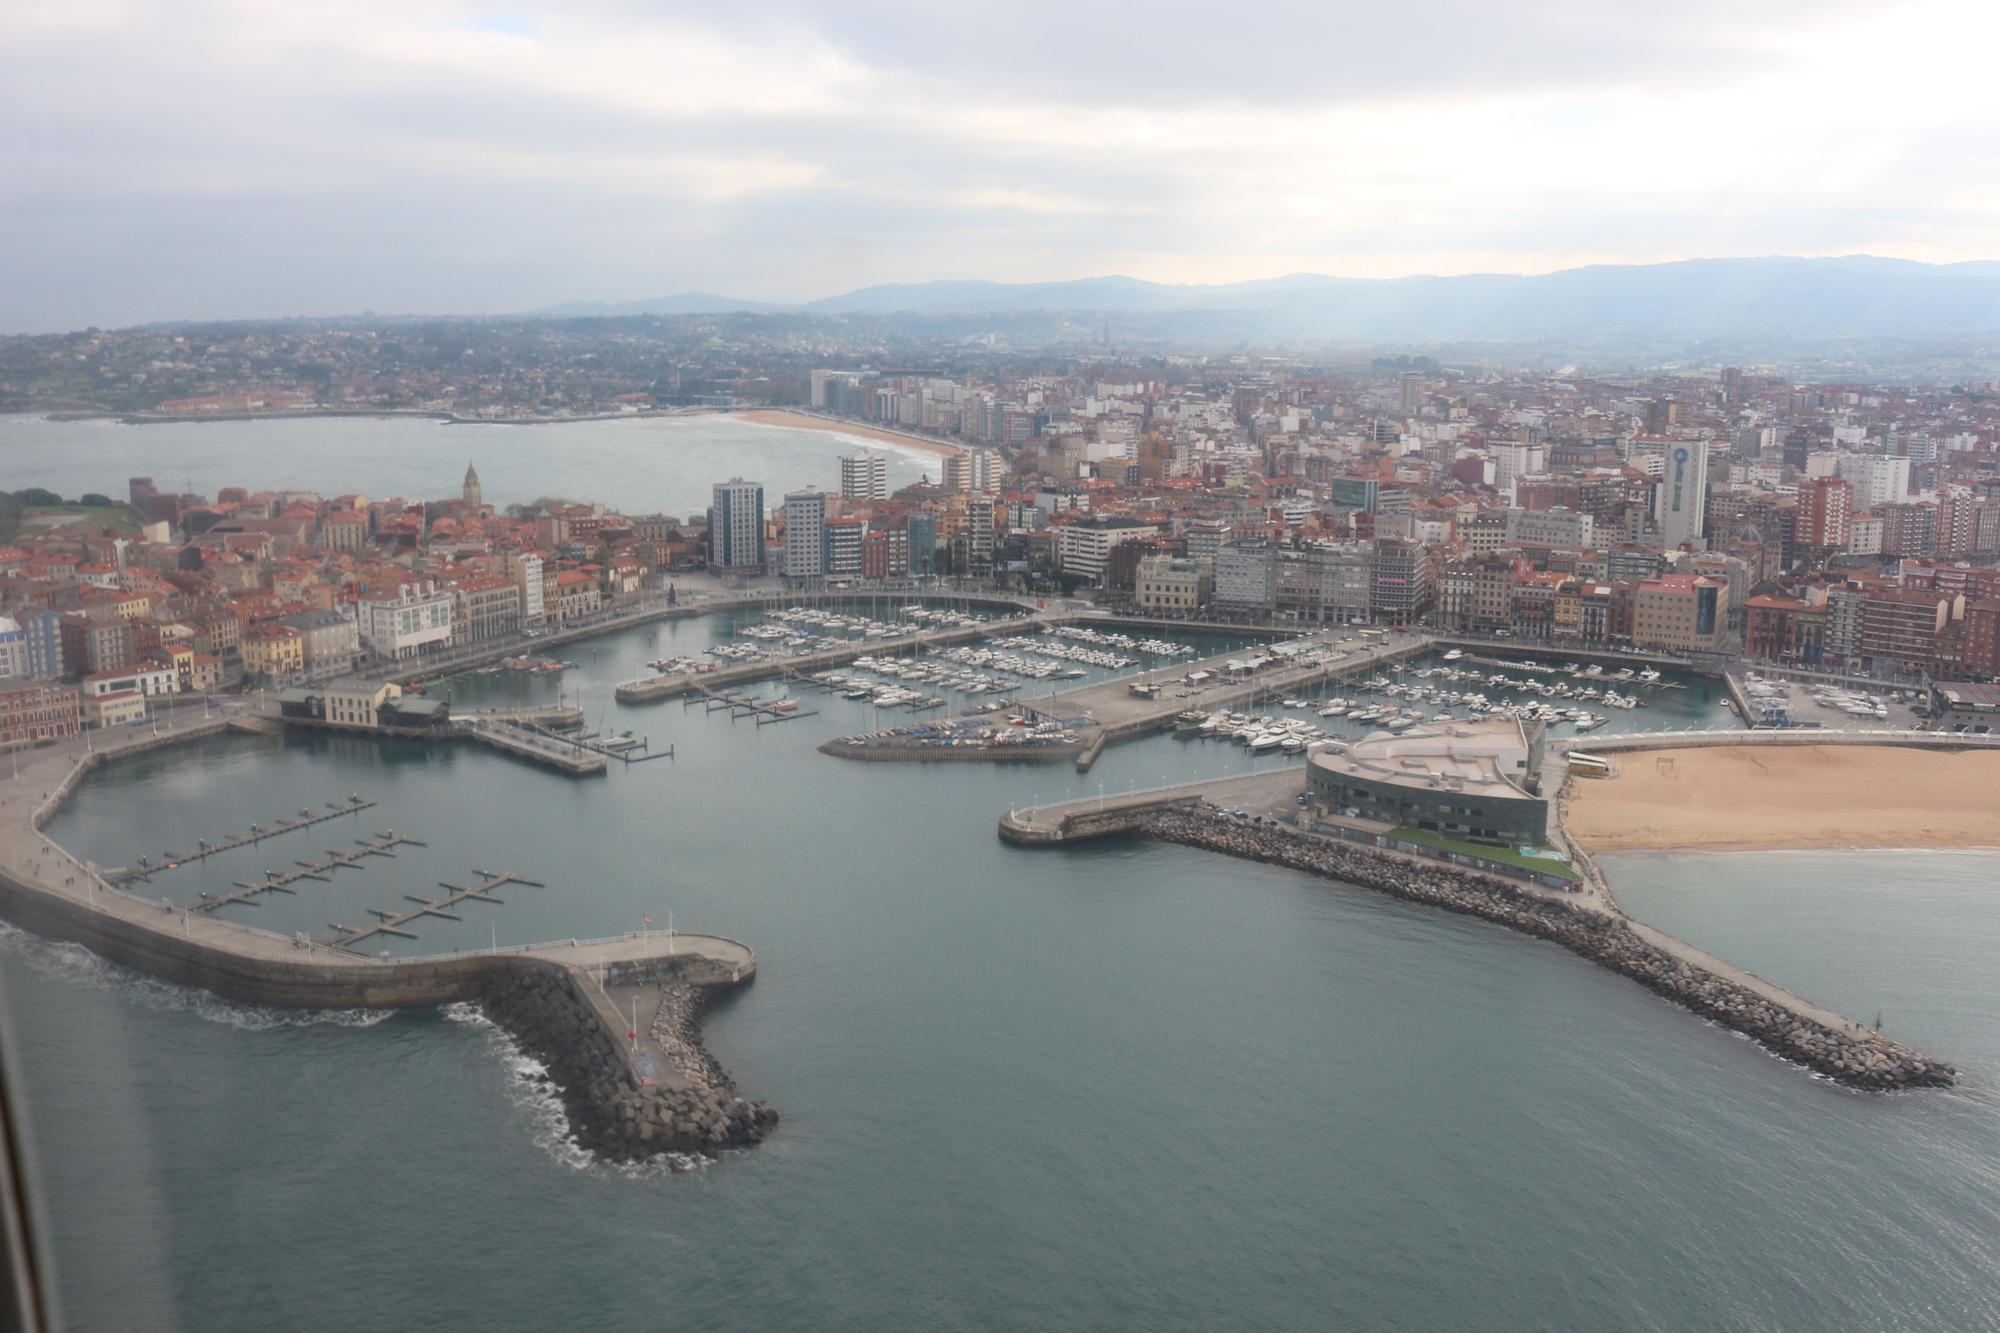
[0,0,1995,330]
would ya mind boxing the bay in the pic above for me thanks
[0,420,1995,1330]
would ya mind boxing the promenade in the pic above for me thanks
[0,716,751,1000]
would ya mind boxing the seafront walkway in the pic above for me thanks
[1559,727,2000,754]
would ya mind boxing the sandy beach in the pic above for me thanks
[733,409,966,460]
[1565,744,2000,852]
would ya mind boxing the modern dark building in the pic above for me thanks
[1306,718,1549,845]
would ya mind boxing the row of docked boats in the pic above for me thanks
[1176,709,1349,754]
[851,656,1019,692]
[937,645,1081,681]
[1045,625,1194,657]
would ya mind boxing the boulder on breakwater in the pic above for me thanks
[479,962,779,1163]
[1142,807,1956,1091]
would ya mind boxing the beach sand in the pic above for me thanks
[733,410,966,460]
[1566,744,2000,852]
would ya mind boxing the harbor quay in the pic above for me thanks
[0,709,777,1163]
[997,763,1957,1091]
[828,628,1433,770]
[614,609,1050,705]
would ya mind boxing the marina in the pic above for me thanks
[328,869,545,949]
[6,584,1996,1333]
[111,794,378,878]
[690,685,820,725]
[188,833,428,914]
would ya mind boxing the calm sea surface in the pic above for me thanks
[2,419,1997,1330]
[0,412,938,513]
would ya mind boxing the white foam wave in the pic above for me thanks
[442,1000,714,1176]
[0,920,394,1031]
[443,999,595,1171]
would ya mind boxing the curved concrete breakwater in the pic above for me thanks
[0,722,777,1165]
[1012,797,1956,1091]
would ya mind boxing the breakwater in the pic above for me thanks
[1135,807,1956,1091]
[0,719,779,1166]
[480,960,779,1163]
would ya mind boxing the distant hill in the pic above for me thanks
[528,292,785,317]
[531,257,2000,347]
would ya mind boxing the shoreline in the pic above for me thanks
[1566,744,2000,853]
[730,408,968,460]
[26,407,701,428]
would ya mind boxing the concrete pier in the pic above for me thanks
[464,716,609,774]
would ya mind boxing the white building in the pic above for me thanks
[783,491,826,579]
[81,663,178,698]
[1506,507,1595,550]
[1488,442,1547,502]
[359,582,454,660]
[1213,538,1277,614]
[967,496,997,567]
[514,553,546,626]
[1835,454,1913,513]
[0,617,25,680]
[838,451,887,501]
[1654,439,1710,550]
[1056,517,1157,583]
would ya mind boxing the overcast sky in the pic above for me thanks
[4,0,1996,331]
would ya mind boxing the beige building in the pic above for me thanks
[84,690,147,729]
[324,680,402,729]
[1632,574,1730,653]
[1134,555,1212,615]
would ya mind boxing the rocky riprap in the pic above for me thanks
[481,965,779,1164]
[1144,807,1956,1091]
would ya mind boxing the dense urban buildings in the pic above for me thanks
[6,353,2000,743]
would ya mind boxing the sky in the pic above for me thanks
[3,0,1998,332]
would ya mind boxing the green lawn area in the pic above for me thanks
[1387,826,1582,880]
[21,504,148,536]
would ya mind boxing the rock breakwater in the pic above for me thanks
[1144,807,1955,1091]
[480,963,779,1163]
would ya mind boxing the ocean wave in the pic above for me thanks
[443,1000,595,1171]
[0,920,395,1031]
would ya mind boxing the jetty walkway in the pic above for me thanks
[996,762,1956,1089]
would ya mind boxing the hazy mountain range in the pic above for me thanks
[530,257,2000,347]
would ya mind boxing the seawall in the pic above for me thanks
[1027,802,1954,1091]
[0,716,778,1164]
